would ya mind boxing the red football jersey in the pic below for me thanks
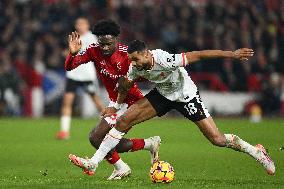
[65,43,143,106]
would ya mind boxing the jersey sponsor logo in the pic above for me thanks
[100,68,124,79]
[156,82,180,92]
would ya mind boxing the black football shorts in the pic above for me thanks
[145,88,210,122]
[65,78,96,95]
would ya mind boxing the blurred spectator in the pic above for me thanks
[0,56,21,116]
[259,73,282,116]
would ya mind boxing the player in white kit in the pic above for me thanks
[69,40,275,176]
[56,17,104,140]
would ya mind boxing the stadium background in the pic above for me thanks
[1,1,284,189]
[0,0,283,118]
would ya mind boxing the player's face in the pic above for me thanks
[129,50,152,71]
[98,35,117,56]
[75,18,90,35]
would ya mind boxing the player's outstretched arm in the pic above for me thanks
[64,31,93,71]
[185,48,254,64]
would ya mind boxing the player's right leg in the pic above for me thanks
[56,92,75,139]
[89,119,130,168]
[69,115,130,178]
[69,98,158,177]
[88,115,161,179]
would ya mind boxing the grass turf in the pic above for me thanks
[0,117,283,189]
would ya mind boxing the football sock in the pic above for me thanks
[113,159,128,170]
[143,138,154,150]
[90,128,125,165]
[130,139,145,151]
[105,150,129,170]
[60,115,71,132]
[224,134,261,160]
[105,151,120,164]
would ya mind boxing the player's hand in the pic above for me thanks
[233,48,254,61]
[101,107,119,118]
[68,31,82,56]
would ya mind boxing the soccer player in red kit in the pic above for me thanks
[65,20,161,180]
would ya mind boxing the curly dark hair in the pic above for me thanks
[93,19,120,37]
[127,40,147,54]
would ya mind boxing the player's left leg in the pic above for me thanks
[69,89,169,176]
[194,117,275,175]
[69,100,160,178]
[70,97,158,174]
[89,111,161,161]
[88,118,160,180]
[177,92,275,175]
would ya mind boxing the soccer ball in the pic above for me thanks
[149,161,174,183]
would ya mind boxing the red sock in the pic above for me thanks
[130,139,145,152]
[105,150,120,164]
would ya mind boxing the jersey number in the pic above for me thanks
[184,103,197,115]
[167,54,176,62]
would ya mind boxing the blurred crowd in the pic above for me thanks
[0,0,283,116]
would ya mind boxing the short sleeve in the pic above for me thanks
[155,49,187,68]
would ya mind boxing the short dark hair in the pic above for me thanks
[127,40,147,54]
[93,19,120,37]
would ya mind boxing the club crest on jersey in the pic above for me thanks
[117,62,122,70]
[160,72,166,78]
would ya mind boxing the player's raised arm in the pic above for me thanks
[69,31,82,55]
[65,31,93,71]
[185,48,254,64]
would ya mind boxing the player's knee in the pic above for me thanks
[210,134,226,147]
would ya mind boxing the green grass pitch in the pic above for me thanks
[0,117,283,189]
